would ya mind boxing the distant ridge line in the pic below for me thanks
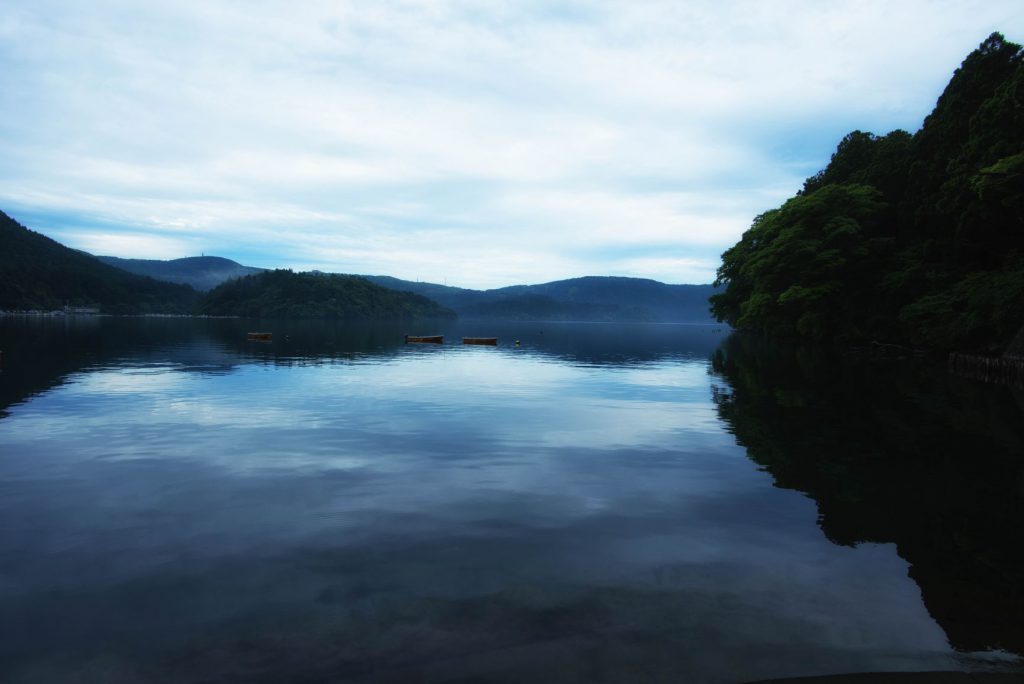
[96,254,719,323]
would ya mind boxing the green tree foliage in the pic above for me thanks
[0,210,198,313]
[196,269,456,320]
[712,33,1024,353]
[712,184,883,341]
[800,130,913,205]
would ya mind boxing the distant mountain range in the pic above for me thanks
[0,208,718,322]
[84,246,720,322]
[96,255,264,291]
[362,275,718,323]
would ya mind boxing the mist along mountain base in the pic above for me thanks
[0,210,198,314]
[196,269,456,320]
[710,33,1024,355]
[96,255,264,292]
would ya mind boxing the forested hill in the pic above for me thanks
[364,275,718,322]
[362,276,490,310]
[0,210,198,313]
[711,33,1024,354]
[97,255,263,291]
[485,277,717,322]
[197,270,456,320]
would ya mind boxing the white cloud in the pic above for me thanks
[53,231,198,260]
[1,0,1021,287]
[495,189,758,246]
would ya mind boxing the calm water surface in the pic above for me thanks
[0,317,1021,683]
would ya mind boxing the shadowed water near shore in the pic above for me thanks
[712,334,1024,657]
[0,318,1021,683]
[751,673,1024,683]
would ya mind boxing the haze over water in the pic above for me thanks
[0,317,1021,683]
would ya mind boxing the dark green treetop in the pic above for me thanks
[711,32,1024,353]
[197,269,456,320]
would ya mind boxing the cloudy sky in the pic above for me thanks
[1,1,1021,288]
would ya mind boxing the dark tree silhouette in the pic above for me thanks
[712,33,1024,354]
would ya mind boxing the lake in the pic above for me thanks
[0,317,1021,683]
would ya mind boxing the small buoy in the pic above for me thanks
[515,340,521,346]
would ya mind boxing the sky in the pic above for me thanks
[1,1,1022,289]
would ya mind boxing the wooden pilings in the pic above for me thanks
[949,352,1024,388]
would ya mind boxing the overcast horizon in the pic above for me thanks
[2,1,1022,289]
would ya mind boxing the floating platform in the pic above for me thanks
[462,337,498,346]
[405,335,444,344]
[247,332,273,341]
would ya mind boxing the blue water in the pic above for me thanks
[0,317,1019,683]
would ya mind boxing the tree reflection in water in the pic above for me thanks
[711,333,1024,655]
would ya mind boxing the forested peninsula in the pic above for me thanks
[710,33,1024,355]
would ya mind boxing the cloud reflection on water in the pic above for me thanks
[0,318,1007,682]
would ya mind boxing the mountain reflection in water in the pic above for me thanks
[0,317,727,416]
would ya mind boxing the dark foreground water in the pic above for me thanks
[0,317,1021,683]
